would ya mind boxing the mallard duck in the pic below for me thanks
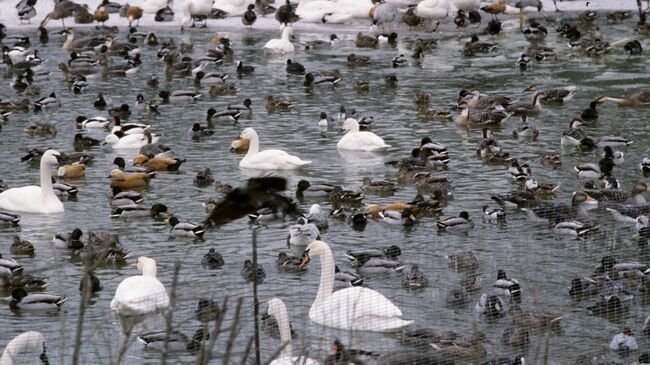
[463,35,497,56]
[347,53,371,67]
[482,204,505,221]
[215,181,234,195]
[10,236,34,255]
[524,84,576,103]
[408,194,443,214]
[587,295,624,318]
[574,159,614,179]
[0,254,22,274]
[9,288,66,311]
[0,211,20,226]
[296,180,337,199]
[193,168,214,187]
[355,32,378,48]
[168,216,205,238]
[261,309,297,339]
[194,298,221,323]
[542,154,562,166]
[346,246,401,265]
[431,332,488,360]
[553,219,600,238]
[137,329,208,352]
[276,252,306,273]
[334,265,364,288]
[522,192,596,222]
[265,95,294,112]
[110,203,168,218]
[241,259,265,283]
[568,277,600,301]
[446,251,479,271]
[492,270,522,300]
[111,189,143,207]
[595,135,633,148]
[87,231,120,247]
[505,161,530,182]
[361,177,396,194]
[304,72,340,87]
[437,211,474,231]
[413,173,455,196]
[53,228,84,249]
[596,90,650,107]
[201,248,224,269]
[456,101,510,126]
[402,265,428,289]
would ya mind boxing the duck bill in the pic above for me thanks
[40,351,49,365]
[299,254,311,269]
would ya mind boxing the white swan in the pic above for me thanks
[143,0,170,13]
[103,132,159,150]
[301,240,413,332]
[416,0,449,19]
[0,149,63,214]
[1,331,48,365]
[111,256,169,316]
[263,26,295,53]
[181,0,213,28]
[239,128,311,170]
[295,0,337,22]
[267,298,321,365]
[337,118,390,152]
[213,0,248,16]
[335,0,373,18]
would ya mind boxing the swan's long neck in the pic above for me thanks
[63,32,73,50]
[281,28,291,41]
[142,260,158,277]
[244,132,260,158]
[315,246,335,305]
[39,158,55,200]
[274,302,293,360]
[1,332,40,365]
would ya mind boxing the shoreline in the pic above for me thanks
[1,0,645,32]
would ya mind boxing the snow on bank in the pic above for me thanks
[0,0,644,32]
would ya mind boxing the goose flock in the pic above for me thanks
[1,0,650,364]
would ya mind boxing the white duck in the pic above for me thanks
[416,0,449,19]
[337,118,390,151]
[301,240,413,332]
[239,127,311,170]
[212,0,248,16]
[0,149,63,214]
[181,0,213,28]
[1,331,48,365]
[111,256,169,316]
[267,298,321,365]
[263,26,295,53]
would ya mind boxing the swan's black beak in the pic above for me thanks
[337,129,345,135]
[40,349,49,364]
[54,154,63,164]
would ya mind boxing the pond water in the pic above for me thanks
[0,12,649,365]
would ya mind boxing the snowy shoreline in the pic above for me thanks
[0,0,644,32]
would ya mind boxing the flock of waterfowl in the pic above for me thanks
[1,0,650,364]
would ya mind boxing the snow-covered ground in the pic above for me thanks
[0,0,644,31]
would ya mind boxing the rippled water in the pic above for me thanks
[1,13,650,364]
